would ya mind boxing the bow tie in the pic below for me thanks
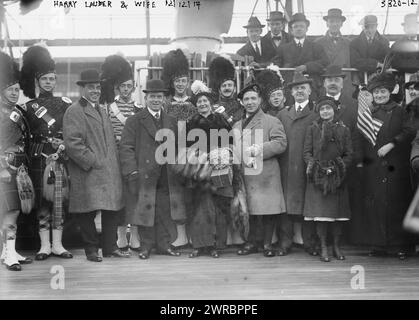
[272,36,282,41]
[331,36,340,42]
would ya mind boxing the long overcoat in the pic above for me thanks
[232,108,287,215]
[303,119,353,219]
[278,101,318,216]
[359,100,415,247]
[63,98,123,213]
[119,108,186,227]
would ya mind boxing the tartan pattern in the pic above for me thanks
[53,161,64,230]
[357,89,384,146]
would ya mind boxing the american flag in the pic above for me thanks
[357,88,383,146]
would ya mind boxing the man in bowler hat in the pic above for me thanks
[63,69,127,262]
[119,79,187,259]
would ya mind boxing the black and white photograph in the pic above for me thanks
[1,0,419,304]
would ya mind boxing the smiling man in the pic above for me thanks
[63,69,125,262]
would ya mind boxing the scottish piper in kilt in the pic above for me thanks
[20,45,73,261]
[0,51,35,271]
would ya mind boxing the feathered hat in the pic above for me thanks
[190,80,215,105]
[208,54,236,92]
[255,65,284,103]
[0,51,20,91]
[20,44,55,99]
[161,49,189,96]
[100,54,133,103]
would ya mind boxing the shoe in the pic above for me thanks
[35,252,50,261]
[18,256,33,264]
[86,253,102,262]
[118,246,130,252]
[51,229,73,259]
[6,263,21,271]
[103,249,131,258]
[210,249,219,258]
[138,249,150,260]
[333,248,345,260]
[397,252,407,260]
[305,247,319,256]
[161,248,181,257]
[189,249,202,258]
[237,244,258,255]
[277,247,290,256]
[263,249,276,257]
[52,251,73,259]
[129,246,141,253]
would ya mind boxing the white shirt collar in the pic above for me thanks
[326,92,341,101]
[295,100,309,111]
[147,107,161,118]
[294,37,305,46]
[173,95,189,103]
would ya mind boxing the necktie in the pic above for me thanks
[367,37,373,44]
[297,105,303,113]
[297,41,302,48]
[155,112,160,120]
[94,103,100,114]
[255,43,261,57]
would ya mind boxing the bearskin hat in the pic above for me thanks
[100,54,133,103]
[20,44,55,99]
[0,51,20,91]
[255,68,283,103]
[208,54,236,92]
[161,49,189,96]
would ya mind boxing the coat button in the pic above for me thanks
[146,159,150,163]
[144,174,149,179]
[382,178,387,183]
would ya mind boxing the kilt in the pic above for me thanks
[30,156,47,209]
[0,153,28,212]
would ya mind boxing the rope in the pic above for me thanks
[251,0,260,16]
[382,4,390,35]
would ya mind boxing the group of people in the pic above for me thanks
[2,8,419,273]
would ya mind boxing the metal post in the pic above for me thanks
[145,7,151,60]
[0,1,4,49]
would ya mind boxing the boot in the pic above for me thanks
[129,225,140,251]
[52,229,73,259]
[332,223,345,260]
[35,230,51,260]
[316,222,330,262]
[3,239,21,271]
[117,226,129,251]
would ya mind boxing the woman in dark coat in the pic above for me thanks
[184,81,243,258]
[358,72,416,259]
[303,97,353,262]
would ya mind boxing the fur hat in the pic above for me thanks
[208,54,235,92]
[0,51,20,91]
[100,54,133,103]
[161,49,190,96]
[256,67,284,104]
[367,72,396,93]
[20,44,55,99]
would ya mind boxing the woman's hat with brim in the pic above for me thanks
[76,69,101,86]
[243,16,265,29]
[314,96,339,113]
[321,65,346,78]
[366,72,396,93]
[323,8,346,22]
[287,72,313,89]
[238,83,262,100]
[142,79,168,93]
[288,13,310,29]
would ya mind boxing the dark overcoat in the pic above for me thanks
[278,101,318,215]
[261,31,292,62]
[119,108,186,227]
[63,98,123,213]
[303,119,353,219]
[350,31,390,80]
[359,100,415,247]
[236,40,273,64]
